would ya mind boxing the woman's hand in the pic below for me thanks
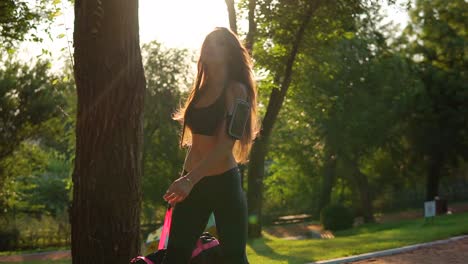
[163,176,193,207]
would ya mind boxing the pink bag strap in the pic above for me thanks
[158,204,173,250]
[191,239,220,258]
[130,256,155,264]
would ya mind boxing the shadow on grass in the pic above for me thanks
[247,236,311,264]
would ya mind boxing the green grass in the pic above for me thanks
[246,212,468,264]
[2,212,468,264]
[0,247,68,257]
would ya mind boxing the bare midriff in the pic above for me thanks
[183,133,237,175]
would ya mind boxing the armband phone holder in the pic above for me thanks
[228,99,250,139]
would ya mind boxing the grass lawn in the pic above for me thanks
[246,211,468,264]
[2,212,468,264]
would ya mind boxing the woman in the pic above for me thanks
[161,27,259,264]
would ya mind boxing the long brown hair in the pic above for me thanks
[172,27,260,164]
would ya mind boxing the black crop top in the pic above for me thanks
[185,86,232,136]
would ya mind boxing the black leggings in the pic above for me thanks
[162,166,249,264]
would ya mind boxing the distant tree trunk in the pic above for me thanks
[247,1,321,238]
[245,0,256,54]
[224,0,237,34]
[345,158,375,223]
[426,151,444,201]
[246,135,267,237]
[353,169,375,223]
[316,150,337,217]
[71,0,146,263]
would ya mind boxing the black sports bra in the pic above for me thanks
[185,84,232,136]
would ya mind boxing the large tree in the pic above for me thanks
[239,0,368,238]
[71,0,146,262]
[229,0,405,236]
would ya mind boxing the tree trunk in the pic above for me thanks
[245,0,256,54]
[224,0,237,34]
[72,0,145,263]
[246,1,321,238]
[246,135,267,238]
[316,151,336,217]
[426,151,444,201]
[341,155,375,223]
[353,168,375,223]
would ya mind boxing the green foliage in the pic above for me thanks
[244,0,466,221]
[263,156,319,218]
[263,93,322,217]
[0,57,68,161]
[1,41,194,227]
[257,0,425,217]
[253,0,364,83]
[140,41,194,222]
[0,56,74,218]
[248,0,371,218]
[1,142,49,214]
[1,141,71,217]
[0,0,62,49]
[320,203,354,231]
[25,154,71,216]
[401,0,468,167]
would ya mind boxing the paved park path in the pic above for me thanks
[349,236,468,264]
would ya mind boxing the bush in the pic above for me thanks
[320,203,354,231]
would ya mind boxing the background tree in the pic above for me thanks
[0,57,68,216]
[245,0,327,238]
[140,41,193,222]
[71,0,146,262]
[242,0,374,237]
[0,0,60,50]
[402,0,468,201]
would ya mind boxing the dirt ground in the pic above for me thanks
[349,237,468,264]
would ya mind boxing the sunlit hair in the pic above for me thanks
[172,27,260,164]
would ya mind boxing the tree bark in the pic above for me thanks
[246,1,321,238]
[245,0,256,54]
[224,0,237,34]
[72,0,145,263]
[246,135,267,237]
